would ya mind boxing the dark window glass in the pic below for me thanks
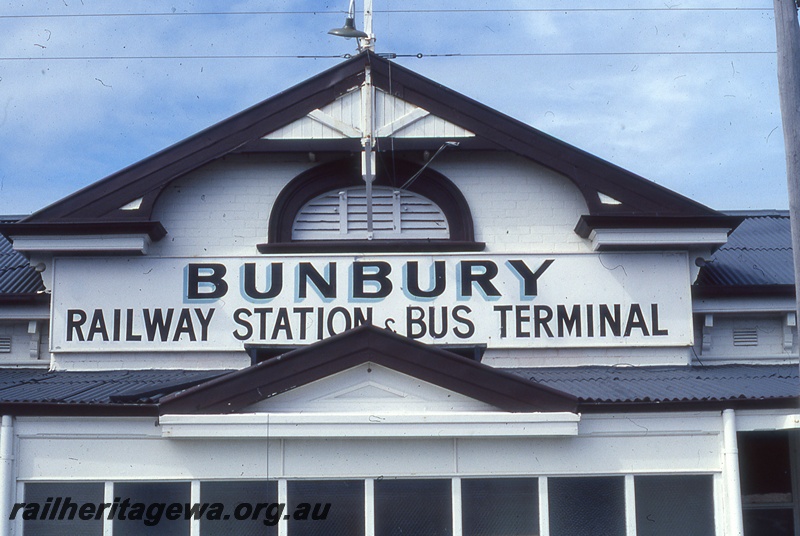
[374,479,452,536]
[739,431,793,502]
[635,475,715,536]
[548,476,625,536]
[743,508,795,536]
[462,478,538,536]
[113,482,190,536]
[287,480,364,536]
[739,431,797,536]
[200,481,278,536]
[22,482,104,536]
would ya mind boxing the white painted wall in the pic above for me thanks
[0,321,47,365]
[14,412,724,482]
[149,155,315,257]
[693,312,798,363]
[148,152,590,258]
[433,153,591,254]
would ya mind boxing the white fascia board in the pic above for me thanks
[588,228,730,251]
[735,410,800,431]
[693,296,797,314]
[10,234,151,255]
[0,304,49,320]
[160,412,580,439]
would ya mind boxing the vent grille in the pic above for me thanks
[733,328,759,347]
[0,337,10,353]
[293,186,449,240]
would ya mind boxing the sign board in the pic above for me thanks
[51,253,693,352]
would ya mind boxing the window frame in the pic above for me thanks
[262,159,482,253]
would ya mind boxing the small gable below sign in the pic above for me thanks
[243,362,500,413]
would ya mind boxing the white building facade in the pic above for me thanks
[0,51,797,536]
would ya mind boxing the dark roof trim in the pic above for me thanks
[0,221,168,242]
[244,342,487,365]
[575,215,744,239]
[22,57,368,222]
[159,325,578,414]
[577,396,800,414]
[369,56,718,217]
[0,402,159,417]
[17,51,721,228]
[0,293,49,305]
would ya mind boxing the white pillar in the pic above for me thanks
[0,416,14,536]
[722,409,744,536]
[361,63,376,237]
[362,0,375,51]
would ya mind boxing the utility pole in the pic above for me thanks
[773,0,800,354]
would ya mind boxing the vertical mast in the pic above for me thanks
[361,0,376,237]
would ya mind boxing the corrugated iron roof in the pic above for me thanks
[0,364,794,410]
[696,212,794,287]
[0,216,44,296]
[506,364,799,404]
[0,369,229,405]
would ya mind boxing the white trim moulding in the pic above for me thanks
[10,235,152,255]
[159,412,581,439]
[588,228,730,251]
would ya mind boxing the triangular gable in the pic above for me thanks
[263,88,475,140]
[10,51,723,233]
[157,325,578,415]
[242,362,500,413]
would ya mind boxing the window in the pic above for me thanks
[264,159,479,252]
[287,480,364,536]
[19,474,718,535]
[200,480,278,536]
[635,475,715,536]
[22,482,104,536]
[548,476,626,536]
[740,431,799,536]
[374,479,452,536]
[113,482,190,536]
[462,478,539,536]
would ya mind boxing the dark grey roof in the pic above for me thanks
[0,369,229,406]
[696,211,794,289]
[0,217,44,297]
[505,364,799,405]
[0,362,795,413]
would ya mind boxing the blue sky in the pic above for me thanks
[0,0,788,215]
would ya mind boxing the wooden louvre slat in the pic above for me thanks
[293,186,449,240]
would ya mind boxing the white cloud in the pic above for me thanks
[0,0,789,213]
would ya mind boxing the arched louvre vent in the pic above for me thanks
[293,186,450,240]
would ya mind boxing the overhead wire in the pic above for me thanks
[0,51,777,62]
[0,6,778,61]
[0,7,774,19]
